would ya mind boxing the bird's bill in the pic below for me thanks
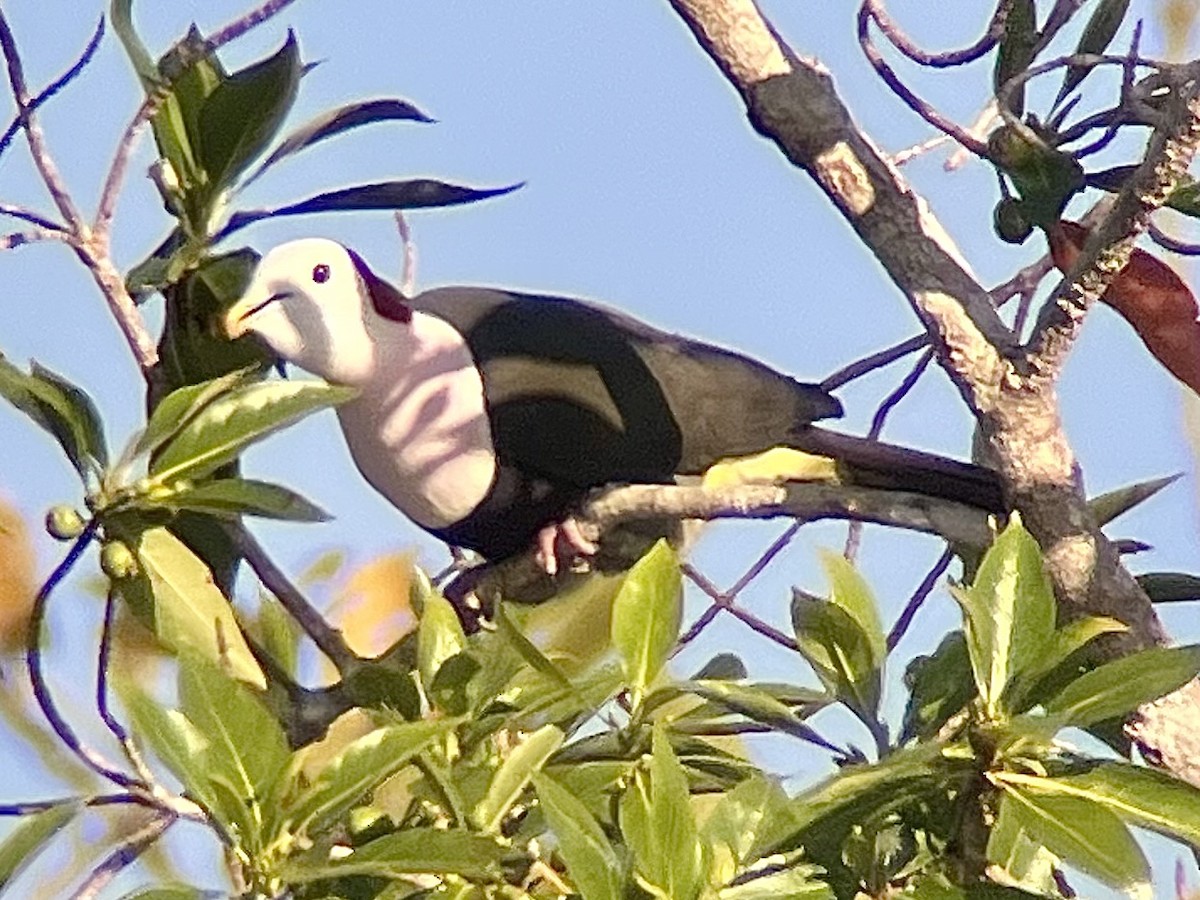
[221,290,278,340]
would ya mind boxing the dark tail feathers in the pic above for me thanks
[793,427,1005,512]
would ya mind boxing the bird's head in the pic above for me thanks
[222,238,410,385]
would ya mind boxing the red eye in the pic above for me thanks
[312,263,331,284]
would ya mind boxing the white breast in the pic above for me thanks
[336,311,497,529]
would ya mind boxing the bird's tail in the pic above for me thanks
[793,427,1005,512]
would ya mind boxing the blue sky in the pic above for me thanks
[0,1,1197,894]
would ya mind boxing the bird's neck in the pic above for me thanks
[336,311,498,529]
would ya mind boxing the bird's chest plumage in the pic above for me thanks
[337,312,497,529]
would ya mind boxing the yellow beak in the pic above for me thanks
[221,290,272,340]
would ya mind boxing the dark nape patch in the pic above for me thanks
[345,246,412,323]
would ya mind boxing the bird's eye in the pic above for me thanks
[312,263,331,284]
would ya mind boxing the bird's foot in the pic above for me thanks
[534,518,599,576]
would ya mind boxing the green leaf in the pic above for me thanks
[985,794,1062,896]
[417,592,468,697]
[1008,615,1126,710]
[819,550,886,666]
[197,33,301,191]
[289,719,451,833]
[150,379,355,484]
[791,594,880,722]
[677,680,830,745]
[282,827,506,882]
[1089,474,1180,526]
[474,724,564,833]
[135,527,266,689]
[1048,760,1200,845]
[0,804,76,891]
[245,98,434,186]
[152,477,331,521]
[120,687,222,815]
[0,354,105,479]
[993,0,1038,117]
[719,867,833,899]
[995,780,1148,893]
[612,541,682,707]
[1043,644,1200,727]
[177,653,289,819]
[1137,571,1200,603]
[117,886,210,900]
[217,179,521,239]
[109,0,157,87]
[691,653,748,681]
[495,602,573,689]
[988,127,1085,228]
[533,772,623,900]
[621,726,706,900]
[900,631,974,742]
[954,517,1054,717]
[704,775,799,879]
[137,368,258,461]
[1054,0,1132,108]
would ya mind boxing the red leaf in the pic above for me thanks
[1048,220,1200,396]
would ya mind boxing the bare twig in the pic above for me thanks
[207,0,303,51]
[27,522,137,789]
[96,591,156,787]
[859,0,1003,68]
[93,93,164,246]
[0,16,103,160]
[1147,219,1200,255]
[233,527,359,675]
[821,334,926,392]
[68,810,174,900]
[0,228,78,251]
[0,203,64,230]
[395,211,417,296]
[887,546,954,650]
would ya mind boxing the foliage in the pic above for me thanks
[2,2,1200,899]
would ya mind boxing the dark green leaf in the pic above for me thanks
[691,653,748,681]
[1043,644,1200,727]
[985,792,1061,895]
[791,594,880,721]
[1138,571,1200,603]
[988,127,1085,228]
[995,779,1148,892]
[135,527,266,688]
[611,540,682,707]
[0,354,105,479]
[282,828,506,882]
[677,679,830,745]
[474,724,564,832]
[153,477,331,522]
[428,651,481,716]
[150,380,355,483]
[1054,0,1132,108]
[197,33,301,191]
[901,631,974,742]
[289,719,451,833]
[217,180,521,239]
[1050,760,1200,845]
[0,804,76,891]
[954,517,1054,717]
[1008,615,1125,710]
[246,98,434,185]
[533,772,623,900]
[1089,474,1180,526]
[993,0,1038,118]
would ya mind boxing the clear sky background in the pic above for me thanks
[0,1,1198,895]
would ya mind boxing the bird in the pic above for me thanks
[222,238,1004,573]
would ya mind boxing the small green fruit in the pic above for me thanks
[994,197,1033,244]
[100,541,138,580]
[45,506,85,541]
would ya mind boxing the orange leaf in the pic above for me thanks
[0,496,36,651]
[1049,220,1200,396]
[334,552,418,658]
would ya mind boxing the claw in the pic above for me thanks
[533,518,599,575]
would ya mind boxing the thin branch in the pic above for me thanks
[859,0,1003,68]
[395,211,417,296]
[1147,219,1200,255]
[820,334,926,392]
[0,16,104,161]
[206,0,303,51]
[233,527,359,675]
[68,810,174,900]
[0,11,85,228]
[887,546,953,650]
[0,228,78,251]
[96,590,157,788]
[27,522,137,790]
[0,203,64,231]
[92,93,163,246]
